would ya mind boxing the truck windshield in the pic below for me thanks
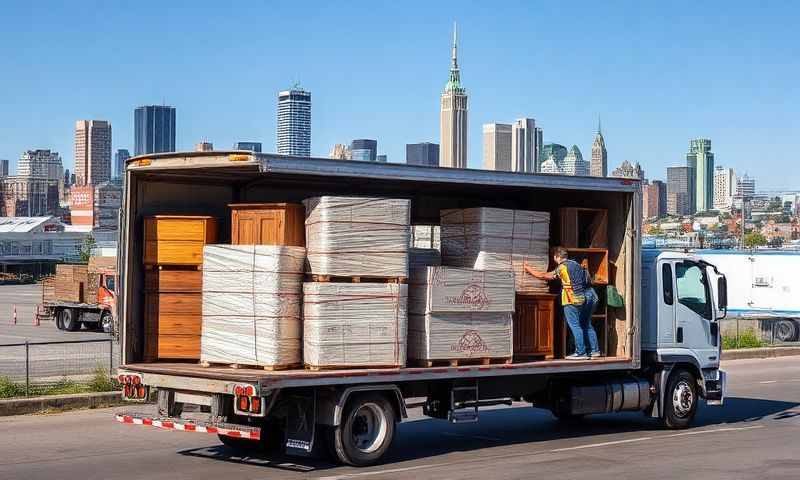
[105,276,115,292]
[676,262,710,320]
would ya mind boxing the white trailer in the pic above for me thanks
[114,152,726,466]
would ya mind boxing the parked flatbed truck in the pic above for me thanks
[115,151,727,466]
[39,260,117,333]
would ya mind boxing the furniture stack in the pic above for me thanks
[143,216,217,361]
[408,266,515,365]
[200,245,305,369]
[229,203,305,246]
[440,208,551,294]
[303,196,411,369]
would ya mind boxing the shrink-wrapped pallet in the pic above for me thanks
[304,196,411,278]
[408,266,515,315]
[408,312,513,362]
[200,245,305,367]
[440,208,550,294]
[408,247,441,271]
[303,282,407,368]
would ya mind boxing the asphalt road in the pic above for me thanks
[1,356,799,479]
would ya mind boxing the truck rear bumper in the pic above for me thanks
[115,412,260,440]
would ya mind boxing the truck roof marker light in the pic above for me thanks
[228,154,250,162]
[137,159,152,166]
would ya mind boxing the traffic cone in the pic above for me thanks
[12,304,16,325]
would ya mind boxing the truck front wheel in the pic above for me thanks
[59,309,79,332]
[328,393,396,467]
[662,369,698,429]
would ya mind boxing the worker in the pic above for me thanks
[524,247,601,360]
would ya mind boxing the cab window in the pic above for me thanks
[105,276,115,292]
[676,262,710,319]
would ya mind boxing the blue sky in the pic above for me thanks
[0,1,798,189]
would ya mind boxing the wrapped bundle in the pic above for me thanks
[408,266,515,315]
[408,312,513,362]
[304,196,411,278]
[408,247,441,271]
[440,208,550,294]
[200,245,305,368]
[303,282,407,368]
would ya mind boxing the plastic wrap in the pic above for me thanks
[200,245,305,367]
[440,208,550,294]
[408,266,515,314]
[304,196,411,277]
[303,282,408,368]
[408,312,513,361]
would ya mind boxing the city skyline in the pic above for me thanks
[0,3,798,188]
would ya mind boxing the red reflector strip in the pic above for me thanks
[115,414,260,440]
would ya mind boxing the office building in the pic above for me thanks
[736,174,756,198]
[611,160,644,180]
[350,139,377,161]
[713,166,736,211]
[376,155,387,163]
[511,118,538,173]
[277,85,311,157]
[329,144,351,160]
[482,123,512,171]
[0,159,8,177]
[686,138,714,212]
[134,105,176,156]
[539,143,567,171]
[534,128,543,171]
[114,149,130,181]
[440,24,468,168]
[590,119,607,177]
[643,180,667,219]
[406,143,440,167]
[18,150,64,182]
[63,169,71,187]
[667,166,694,216]
[195,141,213,152]
[74,120,112,186]
[561,145,589,176]
[233,142,262,153]
[539,153,562,174]
[1,176,60,217]
[69,182,122,230]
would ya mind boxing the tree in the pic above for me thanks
[79,233,97,263]
[743,232,767,248]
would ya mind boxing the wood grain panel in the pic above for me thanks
[157,334,201,359]
[144,240,205,265]
[144,216,215,242]
[513,294,556,359]
[145,270,203,293]
[230,203,305,246]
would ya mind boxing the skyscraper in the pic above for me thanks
[74,121,112,186]
[539,143,567,171]
[134,105,176,156]
[482,123,512,171]
[350,139,377,161]
[713,166,736,211]
[539,154,562,175]
[511,118,538,173]
[561,145,589,176]
[406,143,439,167]
[643,180,667,219]
[611,160,644,180]
[686,138,714,212]
[277,85,311,157]
[534,127,543,172]
[440,23,468,168]
[0,159,8,177]
[329,144,351,160]
[18,149,63,181]
[233,142,262,153]
[667,166,694,216]
[115,149,130,181]
[736,174,756,197]
[590,119,607,177]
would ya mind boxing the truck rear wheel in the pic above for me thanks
[328,393,395,467]
[775,320,798,342]
[662,369,698,429]
[100,311,113,334]
[60,309,79,332]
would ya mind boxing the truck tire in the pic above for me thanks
[60,309,79,332]
[328,393,395,467]
[100,311,113,334]
[55,310,64,330]
[662,369,698,429]
[775,320,798,342]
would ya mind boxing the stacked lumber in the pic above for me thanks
[304,196,411,278]
[88,256,116,274]
[200,245,305,368]
[440,208,550,294]
[303,282,408,369]
[53,264,98,304]
[41,276,56,303]
[407,266,515,364]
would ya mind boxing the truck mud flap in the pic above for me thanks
[285,391,316,456]
[115,412,260,440]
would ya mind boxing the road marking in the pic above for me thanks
[318,462,453,479]
[759,380,778,384]
[441,431,503,442]
[664,425,764,437]
[549,436,653,452]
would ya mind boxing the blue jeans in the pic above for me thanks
[563,289,600,356]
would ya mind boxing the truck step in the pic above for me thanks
[115,412,260,440]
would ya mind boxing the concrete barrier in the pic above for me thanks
[722,346,800,361]
[0,391,126,417]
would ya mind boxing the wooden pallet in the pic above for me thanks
[304,363,402,371]
[199,361,301,371]
[411,357,513,368]
[306,274,407,284]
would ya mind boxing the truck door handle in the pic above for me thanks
[676,327,683,343]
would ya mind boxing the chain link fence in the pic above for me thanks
[721,317,800,348]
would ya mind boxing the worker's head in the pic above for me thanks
[552,246,568,264]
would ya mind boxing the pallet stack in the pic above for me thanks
[407,266,515,366]
[143,216,217,361]
[302,196,411,369]
[53,264,98,304]
[200,245,305,369]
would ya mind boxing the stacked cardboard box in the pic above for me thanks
[303,282,408,368]
[440,208,550,294]
[304,196,411,278]
[201,245,305,368]
[407,266,515,363]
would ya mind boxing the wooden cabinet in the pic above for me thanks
[143,292,202,361]
[144,216,217,266]
[513,294,556,359]
[566,248,609,285]
[559,208,608,249]
[230,203,305,246]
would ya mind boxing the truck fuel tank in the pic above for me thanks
[569,378,652,415]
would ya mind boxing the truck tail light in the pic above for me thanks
[231,383,263,417]
[120,374,147,401]
[250,397,261,413]
[237,396,250,412]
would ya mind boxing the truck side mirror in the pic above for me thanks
[717,276,727,312]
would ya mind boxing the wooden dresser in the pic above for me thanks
[229,203,305,246]
[513,293,557,360]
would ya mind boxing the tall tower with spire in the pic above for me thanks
[590,117,607,177]
[439,23,468,168]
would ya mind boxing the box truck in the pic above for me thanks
[114,152,726,466]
